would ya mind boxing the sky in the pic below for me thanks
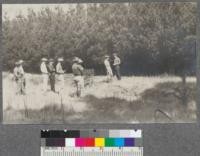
[2,4,77,19]
[3,3,195,19]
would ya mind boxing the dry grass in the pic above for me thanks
[3,72,197,124]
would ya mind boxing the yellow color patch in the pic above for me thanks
[95,138,105,147]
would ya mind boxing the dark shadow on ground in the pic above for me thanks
[73,81,196,123]
[4,81,196,123]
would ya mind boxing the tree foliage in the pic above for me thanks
[2,3,196,75]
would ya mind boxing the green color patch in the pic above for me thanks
[105,138,115,147]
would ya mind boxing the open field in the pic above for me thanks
[3,72,197,124]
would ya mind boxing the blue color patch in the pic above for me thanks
[114,138,124,147]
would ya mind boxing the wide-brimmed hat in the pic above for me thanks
[105,55,110,58]
[41,58,47,62]
[78,58,83,63]
[57,57,64,62]
[73,57,79,62]
[18,60,24,64]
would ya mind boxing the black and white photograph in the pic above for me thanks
[2,3,197,124]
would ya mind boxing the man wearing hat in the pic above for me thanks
[47,58,56,92]
[13,60,26,95]
[104,55,113,82]
[40,58,48,92]
[56,57,65,94]
[72,57,84,97]
[113,53,121,80]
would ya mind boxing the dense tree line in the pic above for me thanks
[2,3,196,75]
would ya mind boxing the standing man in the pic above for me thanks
[56,57,65,94]
[47,58,56,92]
[13,60,26,95]
[40,58,48,92]
[72,57,84,97]
[77,58,84,89]
[113,53,121,80]
[104,55,113,82]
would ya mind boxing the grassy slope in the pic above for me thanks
[3,72,197,123]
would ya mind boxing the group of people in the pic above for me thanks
[13,53,121,97]
[40,57,65,94]
[104,53,121,82]
[40,56,84,97]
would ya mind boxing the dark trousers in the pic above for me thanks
[49,73,55,92]
[114,65,121,80]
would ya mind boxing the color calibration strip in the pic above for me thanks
[41,129,143,156]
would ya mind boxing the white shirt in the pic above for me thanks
[104,59,111,69]
[56,62,64,74]
[40,62,48,74]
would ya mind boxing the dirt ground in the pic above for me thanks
[3,72,197,124]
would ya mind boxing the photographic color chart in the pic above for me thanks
[41,129,143,156]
